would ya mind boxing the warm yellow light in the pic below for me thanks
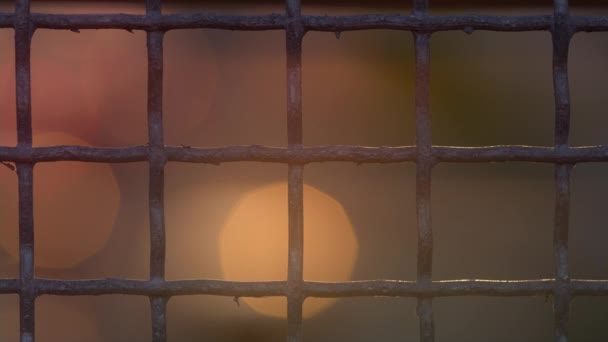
[0,131,121,269]
[219,182,358,318]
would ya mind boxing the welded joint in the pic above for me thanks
[286,0,304,37]
[286,19,304,38]
[551,5,575,38]
[287,283,305,301]
[148,148,168,166]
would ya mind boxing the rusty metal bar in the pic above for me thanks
[3,0,607,7]
[33,279,287,296]
[146,0,166,285]
[306,279,608,297]
[554,164,572,342]
[146,0,168,341]
[1,278,608,297]
[151,296,169,342]
[287,163,304,342]
[147,8,166,285]
[17,165,34,342]
[7,145,608,164]
[413,1,434,342]
[14,0,36,341]
[286,0,304,341]
[552,1,573,342]
[0,13,606,32]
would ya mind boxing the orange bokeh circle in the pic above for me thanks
[219,182,359,319]
[82,29,219,146]
[0,30,101,140]
[0,19,218,146]
[0,131,121,269]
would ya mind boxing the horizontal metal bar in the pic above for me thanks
[306,14,552,32]
[570,280,608,296]
[19,0,608,8]
[0,145,415,163]
[0,278,606,297]
[2,145,608,164]
[35,279,287,297]
[432,145,608,163]
[573,15,608,32]
[306,15,608,33]
[0,13,605,32]
[0,279,20,294]
[0,12,285,30]
[306,279,608,297]
[321,280,608,297]
[306,280,554,297]
[0,145,150,163]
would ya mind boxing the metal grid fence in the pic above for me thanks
[1,0,608,341]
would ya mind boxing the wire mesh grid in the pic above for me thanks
[1,0,608,341]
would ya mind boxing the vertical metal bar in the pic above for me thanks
[553,164,571,342]
[287,164,303,342]
[15,0,35,341]
[413,1,434,342]
[151,296,168,342]
[554,0,571,148]
[146,0,167,341]
[552,1,572,342]
[15,18,34,342]
[17,165,34,342]
[286,0,304,342]
[146,0,165,282]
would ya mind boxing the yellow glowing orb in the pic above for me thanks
[219,182,358,318]
[0,131,121,269]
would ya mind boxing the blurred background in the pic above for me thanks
[1,0,608,341]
